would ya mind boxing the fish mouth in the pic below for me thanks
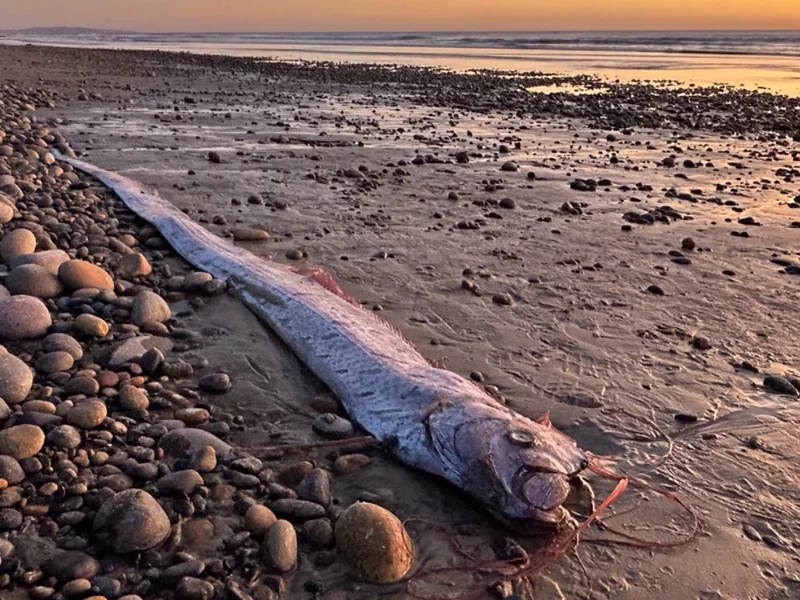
[520,471,572,521]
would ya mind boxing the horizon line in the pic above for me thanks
[6,27,800,35]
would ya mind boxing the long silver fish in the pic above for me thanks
[54,151,588,525]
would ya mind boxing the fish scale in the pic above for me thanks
[55,150,587,525]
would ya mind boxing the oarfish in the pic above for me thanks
[55,151,588,526]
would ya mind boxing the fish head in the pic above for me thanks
[446,407,587,526]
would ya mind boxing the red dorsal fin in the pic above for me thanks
[537,411,553,428]
[291,266,361,308]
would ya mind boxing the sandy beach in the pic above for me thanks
[0,44,799,600]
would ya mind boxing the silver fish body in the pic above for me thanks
[55,151,587,525]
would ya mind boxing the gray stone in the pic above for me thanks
[159,428,233,462]
[296,468,332,507]
[93,489,171,553]
[5,264,63,299]
[118,385,149,412]
[118,253,152,279]
[66,400,107,429]
[0,295,52,340]
[312,413,354,439]
[0,352,33,403]
[35,350,74,374]
[764,375,799,396]
[131,291,171,326]
[269,499,326,521]
[198,372,231,393]
[175,577,215,600]
[43,333,83,360]
[110,336,172,367]
[42,551,99,581]
[0,424,45,458]
[262,519,297,573]
[156,469,204,495]
[58,260,114,291]
[9,250,70,275]
[46,425,82,449]
[0,455,25,484]
[0,229,36,264]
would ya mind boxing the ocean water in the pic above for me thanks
[5,29,800,95]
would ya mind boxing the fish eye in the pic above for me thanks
[507,429,537,447]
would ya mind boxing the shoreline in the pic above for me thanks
[5,31,800,96]
[3,43,800,134]
[0,43,799,599]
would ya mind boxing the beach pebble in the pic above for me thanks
[75,314,110,337]
[176,577,215,600]
[0,203,13,224]
[61,579,93,596]
[175,407,209,426]
[139,347,165,374]
[270,499,326,520]
[66,399,107,429]
[93,489,171,553]
[35,350,74,374]
[492,293,514,306]
[183,272,213,292]
[333,453,371,475]
[309,393,341,414]
[118,253,152,278]
[312,413,354,439]
[10,249,70,274]
[0,352,33,404]
[301,518,334,548]
[119,385,149,412]
[245,504,277,538]
[0,508,22,530]
[0,295,52,339]
[64,375,99,396]
[43,333,83,360]
[198,372,232,393]
[0,536,13,558]
[109,336,168,366]
[262,519,297,573]
[232,227,269,241]
[0,229,36,264]
[335,502,413,583]
[0,424,45,458]
[58,260,114,291]
[499,197,516,209]
[46,424,82,449]
[763,375,798,396]
[691,336,712,351]
[159,428,234,461]
[500,161,518,172]
[5,264,63,298]
[131,290,171,326]
[296,468,332,506]
[157,469,204,495]
[0,456,24,484]
[191,445,217,473]
[42,551,99,581]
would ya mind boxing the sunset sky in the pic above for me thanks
[3,0,800,32]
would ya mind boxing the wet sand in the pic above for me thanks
[2,45,800,599]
